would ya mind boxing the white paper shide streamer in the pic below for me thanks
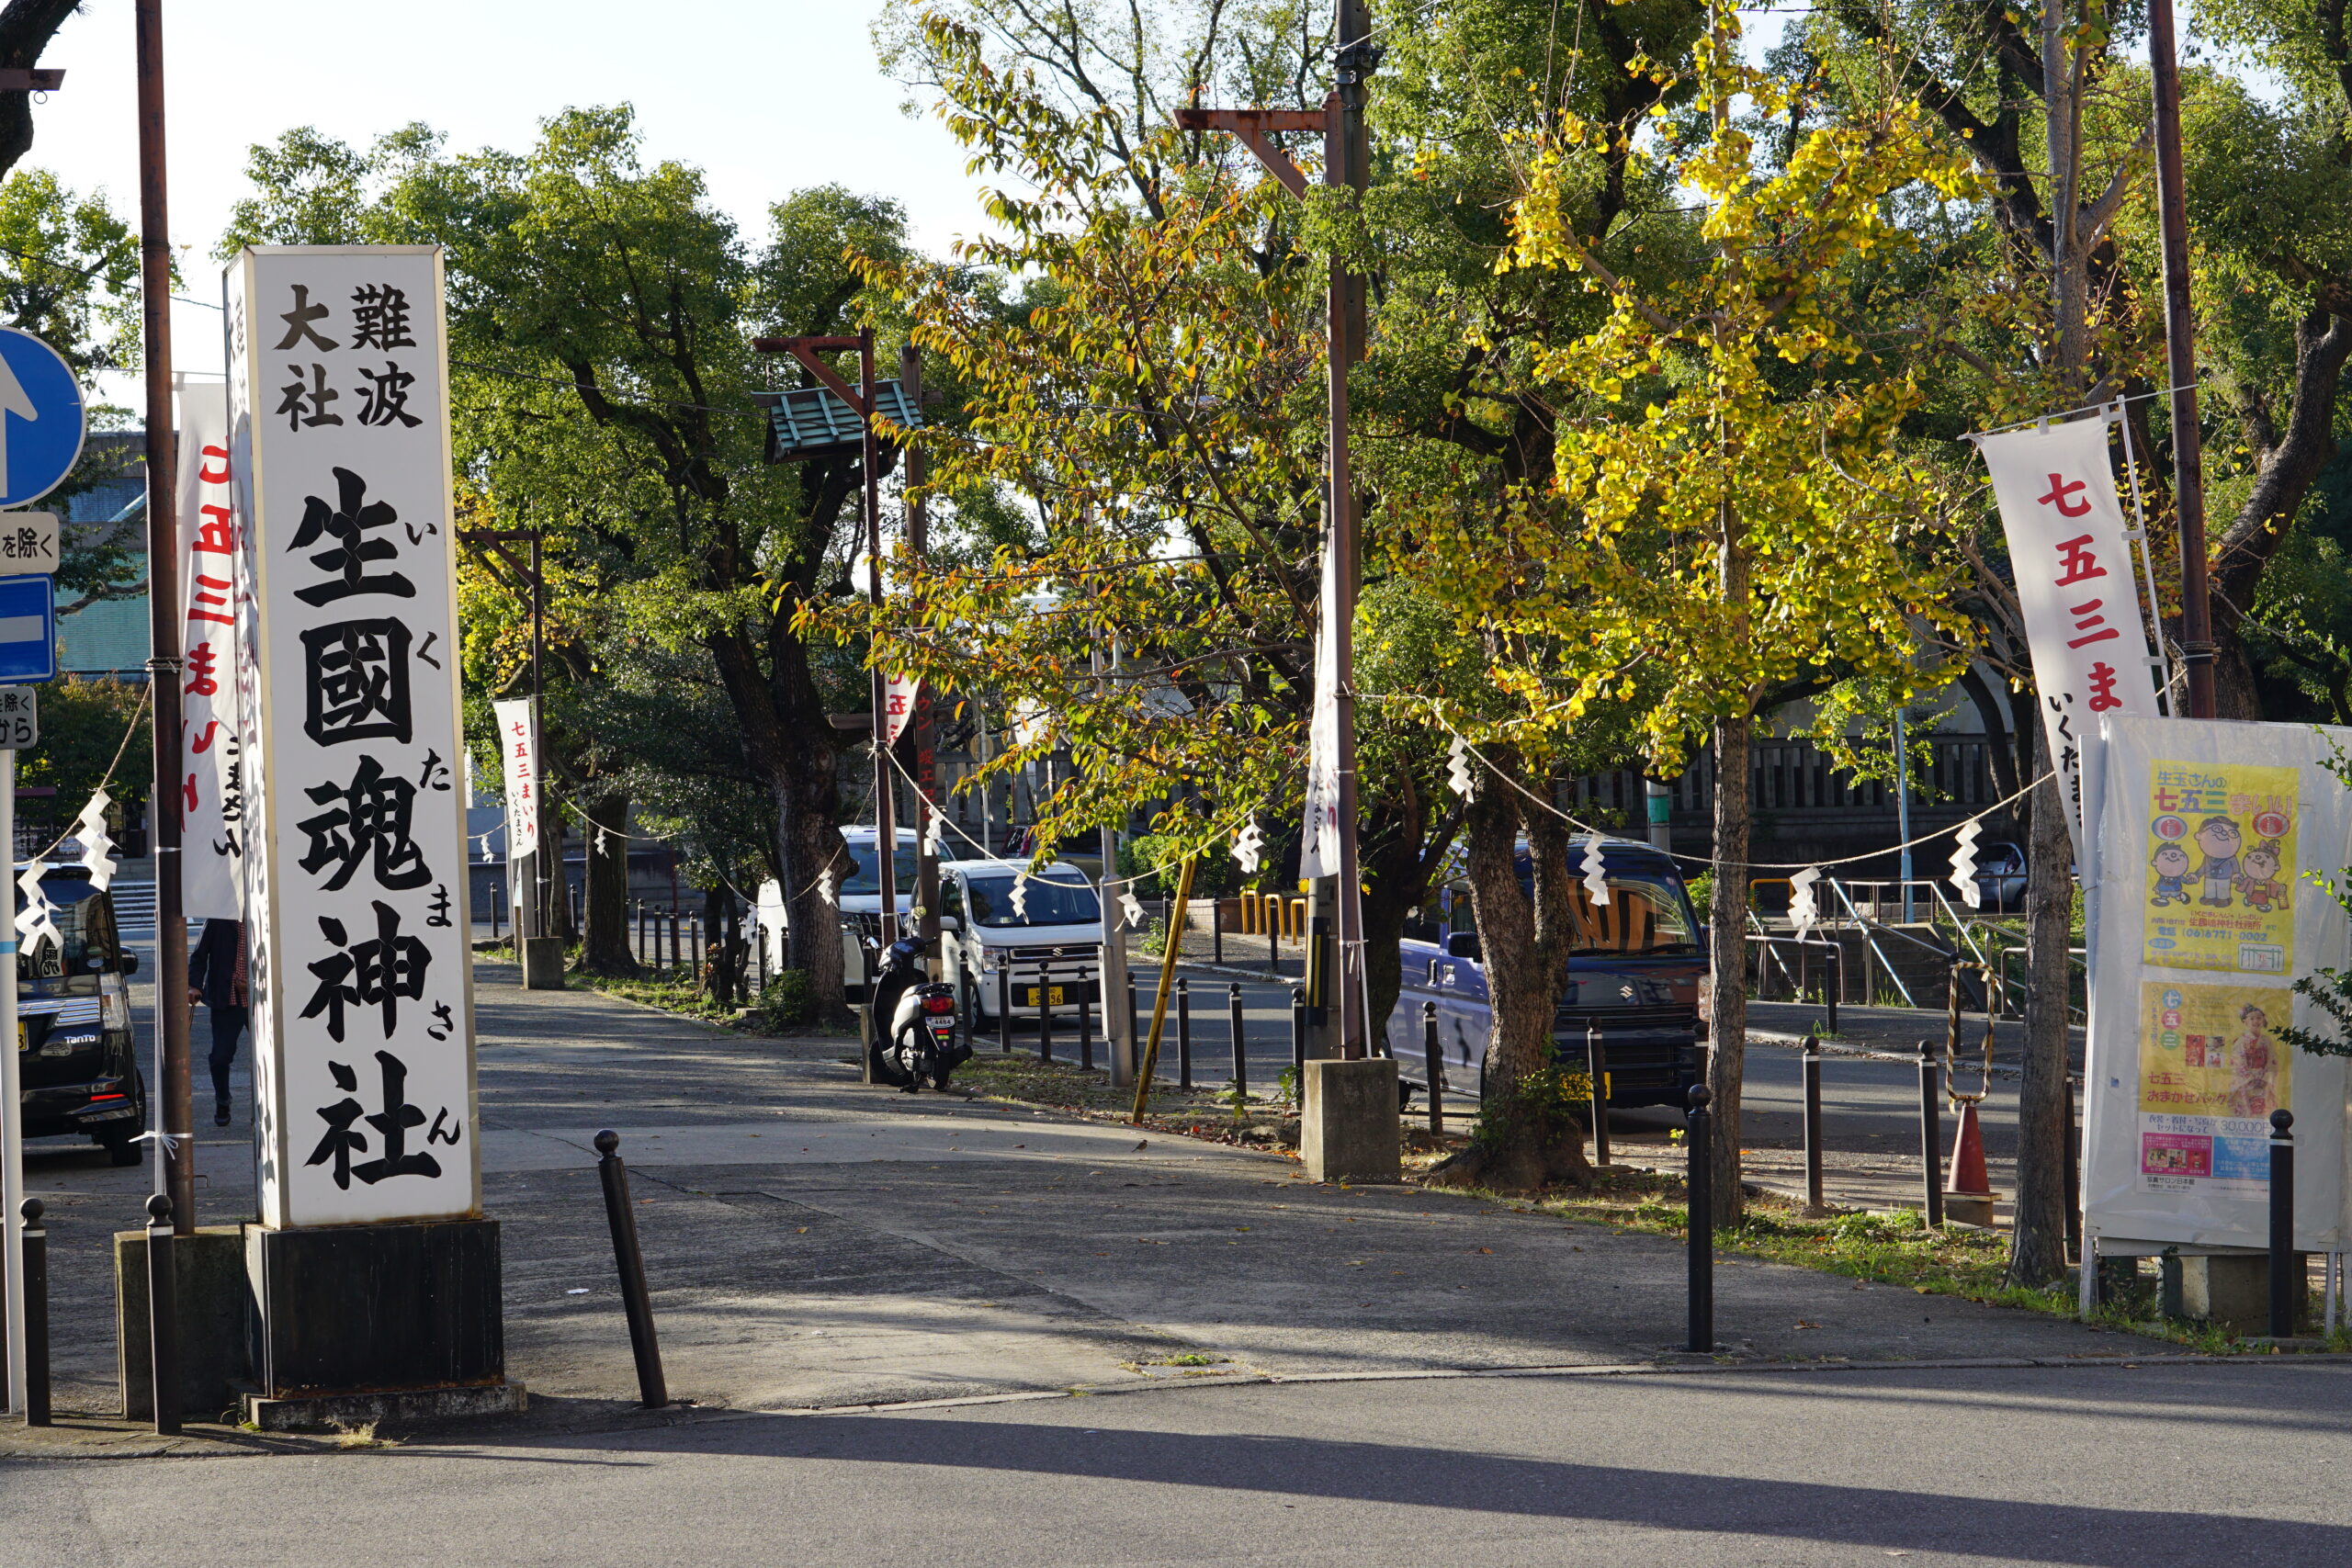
[1445,735,1476,799]
[1789,866,1822,931]
[14,860,57,963]
[71,791,118,892]
[1577,835,1611,907]
[1118,886,1146,929]
[1231,819,1264,875]
[1950,819,1983,909]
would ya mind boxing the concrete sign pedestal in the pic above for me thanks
[1302,1058,1401,1183]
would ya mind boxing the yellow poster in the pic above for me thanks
[2137,980,2293,1197]
[2141,761,2298,975]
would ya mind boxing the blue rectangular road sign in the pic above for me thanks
[0,572,54,683]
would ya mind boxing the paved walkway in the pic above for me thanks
[17,963,2154,1451]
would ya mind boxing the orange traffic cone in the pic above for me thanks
[1944,1100,1996,1226]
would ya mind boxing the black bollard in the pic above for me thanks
[1686,1086,1713,1352]
[957,962,974,1050]
[1802,1033,1825,1213]
[1586,1023,1611,1168]
[998,966,1012,1054]
[669,909,681,974]
[1079,971,1094,1072]
[1126,976,1140,1072]
[594,1132,670,1408]
[1212,897,1223,966]
[20,1198,49,1426]
[1917,1038,1943,1227]
[144,1194,179,1435]
[1423,1001,1443,1136]
[1037,965,1055,1063]
[1176,977,1193,1091]
[2270,1110,2297,1338]
[2064,1078,2083,1262]
[1290,987,1306,1088]
[1228,983,1249,1105]
[1825,944,1840,1034]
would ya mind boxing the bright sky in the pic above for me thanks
[28,0,990,396]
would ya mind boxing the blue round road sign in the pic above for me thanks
[0,327,85,509]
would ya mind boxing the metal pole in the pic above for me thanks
[18,1199,46,1426]
[2148,0,2218,718]
[1686,1087,1713,1352]
[1802,1033,1825,1214]
[1176,977,1193,1091]
[1917,1038,1944,1227]
[901,344,940,959]
[530,533,550,940]
[1290,985,1307,1089]
[1894,710,1915,923]
[1228,983,1249,1106]
[1078,970,1094,1073]
[136,0,196,1236]
[594,1132,669,1408]
[1212,895,1223,966]
[1585,1023,1611,1168]
[1037,964,1054,1063]
[2269,1110,2297,1338]
[143,1193,178,1434]
[1,749,19,1414]
[862,328,899,942]
[998,966,1012,1054]
[1422,1001,1443,1136]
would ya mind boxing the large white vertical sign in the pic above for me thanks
[225,246,478,1228]
[2084,715,2349,1254]
[491,697,539,858]
[1975,415,2165,858]
[1296,532,1341,879]
[175,382,243,919]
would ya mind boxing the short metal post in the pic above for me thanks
[1917,1038,1943,1227]
[669,909,681,973]
[492,885,503,942]
[1289,986,1306,1087]
[634,899,644,964]
[1801,1033,1825,1213]
[1038,964,1055,1063]
[998,966,1012,1054]
[2064,1077,2082,1262]
[144,1194,178,1435]
[958,962,974,1050]
[1269,905,1278,971]
[1126,976,1140,1068]
[1212,897,1223,966]
[1686,1086,1713,1352]
[1422,1001,1443,1136]
[19,1199,48,1427]
[1176,977,1193,1090]
[594,1131,670,1408]
[1079,970,1095,1072]
[1585,1023,1611,1168]
[1228,983,1249,1104]
[2270,1110,2297,1338]
[1825,944,1839,1034]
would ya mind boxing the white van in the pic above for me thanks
[838,826,921,996]
[936,858,1106,1021]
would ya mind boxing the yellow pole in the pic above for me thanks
[1130,854,1197,1124]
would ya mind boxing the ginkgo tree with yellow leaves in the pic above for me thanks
[1399,18,1985,1217]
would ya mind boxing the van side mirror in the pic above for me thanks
[938,914,962,933]
[119,953,140,976]
[1442,931,1481,963]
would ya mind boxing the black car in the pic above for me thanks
[15,864,144,1164]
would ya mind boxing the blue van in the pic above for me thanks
[1387,834,1707,1108]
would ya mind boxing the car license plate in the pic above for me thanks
[1019,986,1067,1008]
[14,1021,23,1051]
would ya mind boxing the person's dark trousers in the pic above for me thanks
[208,1005,251,1107]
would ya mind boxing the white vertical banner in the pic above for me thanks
[2084,714,2349,1254]
[1974,414,2165,859]
[1297,528,1341,880]
[883,672,919,746]
[225,246,477,1229]
[492,697,540,858]
[174,382,244,919]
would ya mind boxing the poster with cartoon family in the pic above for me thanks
[2136,980,2293,1198]
[2141,761,2298,975]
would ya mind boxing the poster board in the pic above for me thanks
[2083,715,2350,1252]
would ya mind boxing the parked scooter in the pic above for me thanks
[866,935,969,1092]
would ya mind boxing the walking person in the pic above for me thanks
[187,918,249,1127]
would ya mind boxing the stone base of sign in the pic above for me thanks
[520,935,567,990]
[1301,1057,1401,1184]
[247,1216,507,1399]
[115,1225,249,1420]
[1942,1191,1999,1228]
[2180,1253,2308,1334]
[242,1380,526,1432]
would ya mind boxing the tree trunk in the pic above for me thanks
[578,789,638,976]
[1706,714,1752,1230]
[1425,761,1590,1193]
[2007,733,2075,1286]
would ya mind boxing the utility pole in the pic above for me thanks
[458,528,548,941]
[1175,0,1379,1059]
[135,0,194,1234]
[752,332,897,942]
[2147,0,2216,720]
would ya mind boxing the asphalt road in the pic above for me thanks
[12,1361,2351,1567]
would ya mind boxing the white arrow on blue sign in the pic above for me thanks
[0,328,85,509]
[0,573,55,684]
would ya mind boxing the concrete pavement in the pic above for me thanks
[10,1360,2352,1566]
